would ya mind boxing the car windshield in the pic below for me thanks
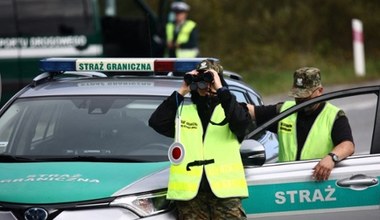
[0,96,175,162]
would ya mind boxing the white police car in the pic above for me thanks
[0,58,276,220]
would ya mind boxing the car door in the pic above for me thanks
[243,86,380,219]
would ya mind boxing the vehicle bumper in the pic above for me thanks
[0,208,177,220]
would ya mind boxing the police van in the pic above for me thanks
[0,57,379,220]
[0,0,170,106]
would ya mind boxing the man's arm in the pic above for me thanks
[247,104,256,119]
[148,91,183,138]
[313,112,355,181]
[217,87,251,142]
[148,79,191,137]
[312,140,354,181]
[208,69,251,142]
[247,103,281,130]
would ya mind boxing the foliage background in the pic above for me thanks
[182,0,380,95]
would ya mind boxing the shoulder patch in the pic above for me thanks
[337,110,346,117]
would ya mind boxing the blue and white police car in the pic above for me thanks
[0,58,379,219]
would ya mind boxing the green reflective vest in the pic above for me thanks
[278,101,340,162]
[167,104,248,200]
[166,20,199,58]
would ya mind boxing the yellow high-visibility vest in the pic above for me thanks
[167,104,248,200]
[166,20,198,58]
[278,101,340,162]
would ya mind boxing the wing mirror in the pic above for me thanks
[240,139,266,167]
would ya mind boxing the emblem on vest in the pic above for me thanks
[279,122,293,133]
[181,120,198,129]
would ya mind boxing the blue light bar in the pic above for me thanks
[175,60,203,72]
[39,58,77,72]
[39,58,219,73]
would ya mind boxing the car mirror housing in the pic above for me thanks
[240,139,266,167]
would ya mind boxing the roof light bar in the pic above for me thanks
[39,58,219,73]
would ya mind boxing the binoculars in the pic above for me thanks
[184,70,214,91]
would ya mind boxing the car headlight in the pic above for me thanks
[110,191,172,217]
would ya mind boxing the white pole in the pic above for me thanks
[352,19,365,76]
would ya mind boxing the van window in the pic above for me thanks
[0,0,17,37]
[16,0,94,36]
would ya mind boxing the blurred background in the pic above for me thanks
[104,0,380,95]
[1,0,380,103]
[172,0,380,95]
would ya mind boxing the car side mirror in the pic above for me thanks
[240,139,266,167]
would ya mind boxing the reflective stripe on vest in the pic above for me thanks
[167,104,248,200]
[175,48,199,58]
[278,101,340,162]
[166,20,198,58]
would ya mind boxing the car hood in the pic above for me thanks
[0,161,170,204]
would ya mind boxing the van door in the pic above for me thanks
[0,0,21,104]
[14,0,103,85]
[0,0,102,107]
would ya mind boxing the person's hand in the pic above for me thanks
[207,69,222,92]
[178,70,196,96]
[167,42,174,49]
[312,156,335,181]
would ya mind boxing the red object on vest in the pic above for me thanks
[172,146,182,159]
[168,142,185,164]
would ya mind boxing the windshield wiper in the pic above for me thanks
[0,154,35,162]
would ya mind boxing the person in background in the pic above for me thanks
[149,59,250,219]
[166,1,199,58]
[247,67,355,181]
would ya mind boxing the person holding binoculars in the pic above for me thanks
[149,59,251,219]
[182,65,215,91]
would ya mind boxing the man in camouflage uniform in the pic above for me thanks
[248,67,355,181]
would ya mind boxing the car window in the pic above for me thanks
[231,90,248,103]
[230,88,262,106]
[329,93,376,155]
[0,96,173,161]
[251,89,379,164]
[248,92,263,106]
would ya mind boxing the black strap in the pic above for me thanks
[210,118,228,126]
[186,159,215,171]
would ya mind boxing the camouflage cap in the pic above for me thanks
[196,59,227,87]
[196,59,223,74]
[288,67,322,98]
